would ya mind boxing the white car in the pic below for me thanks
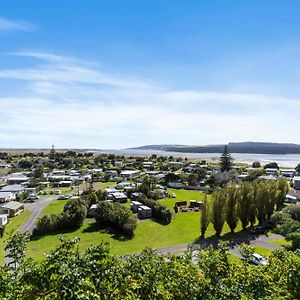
[251,253,268,266]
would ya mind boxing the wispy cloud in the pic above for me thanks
[0,51,298,148]
[0,17,36,32]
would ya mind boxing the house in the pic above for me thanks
[0,214,8,226]
[105,170,118,177]
[114,161,123,167]
[138,205,152,219]
[0,192,16,203]
[280,169,296,178]
[168,182,184,189]
[25,187,37,195]
[6,173,29,185]
[0,201,24,217]
[143,162,153,168]
[0,184,25,196]
[105,187,118,195]
[130,201,143,213]
[265,168,278,176]
[293,176,300,190]
[120,170,140,179]
[111,192,127,203]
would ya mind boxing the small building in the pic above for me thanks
[58,180,73,187]
[293,176,300,190]
[105,170,118,177]
[25,187,37,195]
[280,169,296,178]
[130,201,143,213]
[88,204,98,217]
[138,205,152,219]
[0,192,16,203]
[168,182,184,189]
[0,201,24,217]
[111,192,127,203]
[143,162,153,168]
[265,168,278,176]
[6,173,29,185]
[131,192,143,201]
[120,170,140,179]
[114,161,124,167]
[0,184,25,196]
[0,214,8,226]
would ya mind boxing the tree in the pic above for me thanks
[219,145,233,172]
[254,181,267,224]
[211,190,226,236]
[277,178,289,209]
[200,193,210,238]
[264,162,279,169]
[252,161,261,168]
[238,183,252,230]
[225,186,239,233]
[33,164,44,178]
[5,231,30,270]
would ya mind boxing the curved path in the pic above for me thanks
[21,196,57,233]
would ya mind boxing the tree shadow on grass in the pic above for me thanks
[82,222,134,241]
[192,229,260,250]
[30,226,81,241]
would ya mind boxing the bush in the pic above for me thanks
[95,201,137,236]
[140,198,172,224]
[33,199,87,236]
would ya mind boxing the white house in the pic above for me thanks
[0,201,24,217]
[0,192,16,203]
[0,184,25,196]
[120,170,140,179]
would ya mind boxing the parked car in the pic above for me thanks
[57,194,71,200]
[27,195,39,201]
[251,253,268,266]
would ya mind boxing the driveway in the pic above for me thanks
[21,196,57,233]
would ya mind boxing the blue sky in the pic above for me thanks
[0,0,300,148]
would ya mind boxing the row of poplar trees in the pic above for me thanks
[200,178,289,237]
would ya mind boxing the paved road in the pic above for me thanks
[21,196,57,233]
[155,233,283,257]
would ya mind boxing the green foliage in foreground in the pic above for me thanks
[1,233,300,299]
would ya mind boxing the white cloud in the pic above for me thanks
[0,51,299,148]
[0,17,35,32]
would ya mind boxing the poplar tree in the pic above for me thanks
[200,193,210,238]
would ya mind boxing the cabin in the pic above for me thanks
[293,176,300,190]
[0,201,24,217]
[130,201,143,213]
[111,192,127,203]
[138,205,152,219]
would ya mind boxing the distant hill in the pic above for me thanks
[129,142,300,154]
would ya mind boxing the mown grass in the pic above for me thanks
[268,237,291,247]
[26,188,241,260]
[0,210,32,265]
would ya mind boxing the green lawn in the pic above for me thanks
[41,200,68,217]
[0,210,32,265]
[26,188,241,261]
[268,237,291,247]
[253,246,272,256]
[161,188,211,209]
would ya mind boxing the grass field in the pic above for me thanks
[268,237,291,247]
[40,199,68,217]
[253,246,272,256]
[0,210,32,265]
[26,188,242,260]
